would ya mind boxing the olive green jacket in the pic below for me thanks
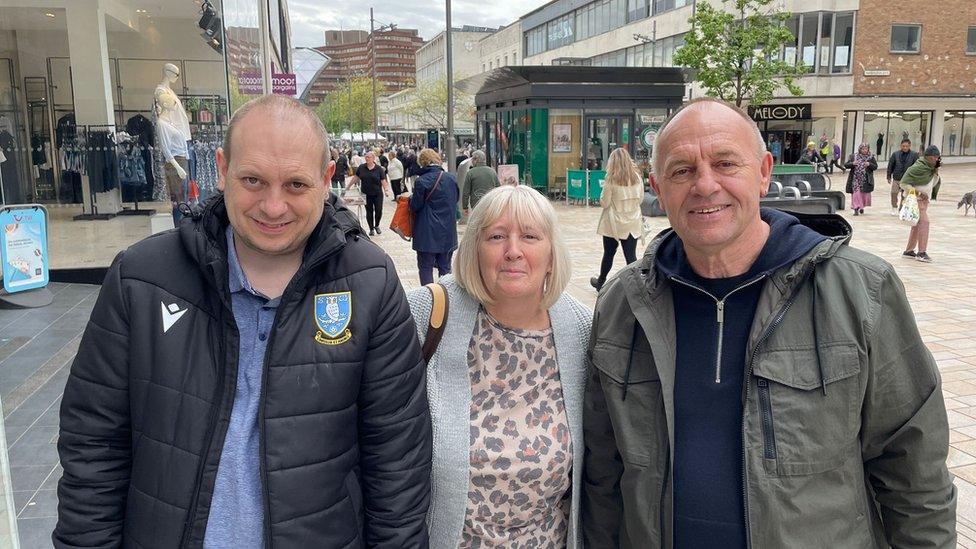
[583,213,956,548]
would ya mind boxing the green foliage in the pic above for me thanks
[316,77,384,134]
[400,75,475,130]
[673,0,806,107]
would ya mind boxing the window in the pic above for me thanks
[525,26,546,56]
[943,111,976,156]
[891,24,921,53]
[547,13,575,49]
[800,13,817,72]
[968,27,976,54]
[629,0,649,22]
[832,13,854,73]
[513,52,517,64]
[504,55,508,65]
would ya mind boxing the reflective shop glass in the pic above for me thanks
[862,111,932,159]
[942,111,976,156]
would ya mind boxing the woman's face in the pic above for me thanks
[859,145,870,155]
[478,213,553,306]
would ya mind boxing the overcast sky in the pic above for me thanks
[287,0,551,46]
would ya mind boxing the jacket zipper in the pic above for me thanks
[756,379,777,459]
[180,313,231,548]
[741,281,803,549]
[669,275,766,384]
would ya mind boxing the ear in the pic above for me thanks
[649,172,662,197]
[758,151,773,198]
[216,147,228,192]
[324,160,336,186]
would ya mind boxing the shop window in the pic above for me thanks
[547,13,575,50]
[890,25,921,53]
[799,13,818,72]
[943,111,976,156]
[968,27,976,54]
[862,111,931,159]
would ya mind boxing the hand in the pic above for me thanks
[175,165,187,180]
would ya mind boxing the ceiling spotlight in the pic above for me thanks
[45,12,55,18]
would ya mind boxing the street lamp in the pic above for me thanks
[370,8,396,142]
[445,0,456,173]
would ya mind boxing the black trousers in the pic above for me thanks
[390,178,404,197]
[365,194,383,230]
[599,235,638,282]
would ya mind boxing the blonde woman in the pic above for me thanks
[590,147,644,290]
[408,185,591,548]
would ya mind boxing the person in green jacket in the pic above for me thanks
[899,145,941,263]
[461,150,500,214]
[583,97,956,548]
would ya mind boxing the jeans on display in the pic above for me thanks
[417,251,453,285]
[365,194,383,231]
[598,235,638,283]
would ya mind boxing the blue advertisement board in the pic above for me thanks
[0,205,49,294]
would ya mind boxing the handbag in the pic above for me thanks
[421,283,449,363]
[899,188,920,226]
[390,171,443,241]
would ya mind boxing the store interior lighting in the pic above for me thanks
[198,1,222,54]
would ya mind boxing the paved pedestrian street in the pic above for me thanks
[1,163,974,547]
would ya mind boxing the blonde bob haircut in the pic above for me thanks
[418,148,442,167]
[454,185,571,311]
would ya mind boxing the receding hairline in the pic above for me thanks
[652,97,766,173]
[222,95,330,172]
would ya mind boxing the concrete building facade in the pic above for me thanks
[478,22,522,73]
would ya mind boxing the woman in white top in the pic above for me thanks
[386,151,406,198]
[590,147,644,291]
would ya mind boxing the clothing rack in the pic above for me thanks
[73,124,117,221]
[115,132,155,217]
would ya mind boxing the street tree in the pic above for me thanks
[673,0,806,107]
[401,75,475,130]
[316,76,384,136]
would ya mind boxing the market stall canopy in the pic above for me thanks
[339,132,387,142]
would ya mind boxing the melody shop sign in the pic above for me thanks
[747,104,812,121]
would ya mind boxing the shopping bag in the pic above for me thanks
[188,179,200,202]
[390,195,414,241]
[899,189,920,226]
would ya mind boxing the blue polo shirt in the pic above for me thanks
[203,227,280,548]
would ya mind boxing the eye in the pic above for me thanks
[288,181,309,190]
[487,233,505,241]
[241,176,261,187]
[671,167,690,177]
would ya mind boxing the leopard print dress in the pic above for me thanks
[461,309,573,548]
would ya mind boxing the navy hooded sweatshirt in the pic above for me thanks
[655,208,827,548]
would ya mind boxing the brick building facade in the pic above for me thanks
[306,28,424,107]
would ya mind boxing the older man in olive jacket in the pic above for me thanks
[582,97,956,548]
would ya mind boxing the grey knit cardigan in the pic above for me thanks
[407,275,592,549]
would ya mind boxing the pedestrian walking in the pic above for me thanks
[407,185,590,548]
[590,147,643,291]
[583,97,955,549]
[330,147,347,189]
[349,150,392,235]
[460,150,499,212]
[844,143,877,216]
[53,95,432,548]
[410,148,459,285]
[387,150,405,198]
[887,138,919,215]
[900,145,942,263]
[829,139,846,173]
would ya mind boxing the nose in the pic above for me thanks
[260,186,289,219]
[504,237,523,261]
[691,164,721,198]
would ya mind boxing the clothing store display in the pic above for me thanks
[118,143,148,187]
[0,130,22,204]
[87,131,119,193]
[191,141,220,200]
[126,114,157,193]
[56,113,77,148]
[156,119,188,160]
[165,156,188,202]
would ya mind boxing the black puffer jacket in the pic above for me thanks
[55,195,431,548]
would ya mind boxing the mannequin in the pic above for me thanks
[155,63,192,222]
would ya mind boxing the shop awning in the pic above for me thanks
[338,131,387,142]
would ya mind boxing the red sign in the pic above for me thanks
[272,73,297,96]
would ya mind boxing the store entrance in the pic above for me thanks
[585,116,632,170]
[762,130,805,164]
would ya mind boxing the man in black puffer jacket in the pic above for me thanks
[54,95,431,548]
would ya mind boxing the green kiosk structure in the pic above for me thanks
[458,66,688,202]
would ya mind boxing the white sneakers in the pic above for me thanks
[890,208,899,216]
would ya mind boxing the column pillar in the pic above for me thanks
[930,108,945,152]
[65,0,120,215]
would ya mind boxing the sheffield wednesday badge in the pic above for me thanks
[314,292,352,345]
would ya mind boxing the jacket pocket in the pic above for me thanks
[344,469,365,539]
[752,343,861,476]
[591,340,664,467]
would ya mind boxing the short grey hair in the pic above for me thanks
[223,94,330,173]
[651,97,766,175]
[471,150,486,166]
[453,185,571,310]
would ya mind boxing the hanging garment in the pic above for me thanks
[118,143,147,187]
[87,131,119,192]
[0,130,23,204]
